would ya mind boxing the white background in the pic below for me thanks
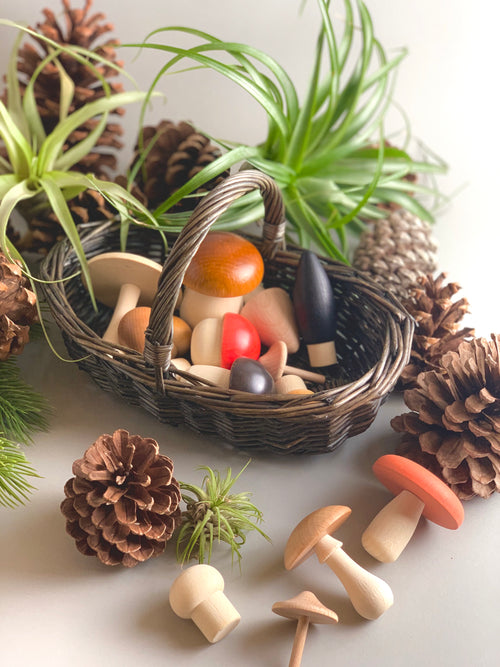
[0,2,499,666]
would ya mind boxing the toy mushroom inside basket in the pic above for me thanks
[39,170,414,454]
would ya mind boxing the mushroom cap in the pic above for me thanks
[373,454,464,530]
[259,340,287,380]
[169,564,225,619]
[183,232,264,298]
[86,252,162,307]
[284,505,351,570]
[272,591,339,625]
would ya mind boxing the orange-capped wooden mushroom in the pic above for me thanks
[179,231,264,327]
[361,454,465,563]
[285,506,393,620]
[117,307,192,358]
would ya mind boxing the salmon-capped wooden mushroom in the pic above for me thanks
[284,506,393,620]
[179,231,264,327]
[361,454,465,563]
[272,591,338,667]
[241,286,300,353]
[259,341,326,384]
[169,564,240,643]
[84,252,162,345]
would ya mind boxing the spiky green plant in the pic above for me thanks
[125,0,446,261]
[0,21,157,301]
[176,462,270,566]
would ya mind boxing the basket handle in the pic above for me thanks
[143,170,286,391]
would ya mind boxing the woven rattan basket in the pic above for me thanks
[40,171,414,454]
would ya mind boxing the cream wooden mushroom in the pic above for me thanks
[284,506,393,620]
[169,564,240,643]
[272,591,338,667]
[179,231,264,328]
[85,252,162,345]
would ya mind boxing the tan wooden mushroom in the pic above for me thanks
[272,591,338,667]
[85,252,162,344]
[179,231,264,328]
[169,564,240,643]
[284,506,393,620]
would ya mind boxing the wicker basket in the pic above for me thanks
[40,171,414,454]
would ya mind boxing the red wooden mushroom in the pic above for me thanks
[284,506,393,620]
[361,454,465,563]
[179,231,264,327]
[190,312,261,369]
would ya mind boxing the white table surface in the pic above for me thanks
[1,1,499,665]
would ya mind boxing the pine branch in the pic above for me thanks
[0,435,40,508]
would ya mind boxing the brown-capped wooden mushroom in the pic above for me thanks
[84,252,162,345]
[118,307,192,357]
[179,231,264,328]
[272,591,338,667]
[284,506,393,620]
[361,454,465,563]
[169,564,240,643]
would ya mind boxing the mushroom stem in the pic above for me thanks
[191,590,241,644]
[361,489,426,563]
[102,283,141,344]
[289,616,310,667]
[314,535,393,620]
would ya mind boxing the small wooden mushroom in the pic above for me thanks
[117,307,192,357]
[229,357,274,394]
[186,365,231,389]
[179,231,264,328]
[259,341,326,384]
[272,591,338,667]
[361,454,465,563]
[284,506,393,620]
[169,564,241,643]
[190,313,261,369]
[84,252,162,345]
[274,374,314,395]
[241,287,300,353]
[293,250,337,368]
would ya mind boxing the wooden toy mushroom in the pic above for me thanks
[284,506,393,620]
[293,250,337,368]
[179,231,264,328]
[118,307,192,357]
[84,252,162,345]
[275,374,314,396]
[259,341,326,384]
[169,564,241,643]
[361,454,465,563]
[186,365,231,389]
[190,312,261,369]
[229,357,274,394]
[241,286,300,354]
[272,591,338,667]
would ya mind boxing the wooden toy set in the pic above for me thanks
[40,171,414,454]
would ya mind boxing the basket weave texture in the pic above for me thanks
[40,171,414,454]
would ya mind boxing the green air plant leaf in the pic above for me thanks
[176,462,271,567]
[126,0,447,261]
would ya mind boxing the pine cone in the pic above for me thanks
[392,335,500,500]
[60,429,182,567]
[352,209,438,301]
[130,120,229,211]
[4,0,124,178]
[399,273,475,389]
[0,252,38,360]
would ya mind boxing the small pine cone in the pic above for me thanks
[61,429,182,567]
[5,0,124,178]
[399,272,475,389]
[392,334,500,500]
[0,252,38,360]
[352,209,438,301]
[131,120,229,211]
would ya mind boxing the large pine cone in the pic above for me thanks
[0,252,38,360]
[130,120,229,211]
[352,209,438,301]
[5,0,124,178]
[392,335,500,500]
[399,273,475,389]
[61,429,182,567]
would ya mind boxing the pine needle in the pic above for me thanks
[0,435,40,508]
